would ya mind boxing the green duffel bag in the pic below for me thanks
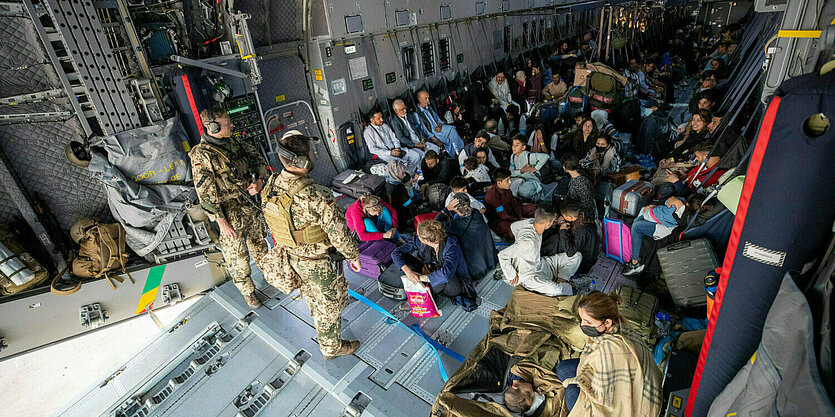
[616,286,660,345]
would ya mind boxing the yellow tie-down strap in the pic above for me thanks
[777,29,822,38]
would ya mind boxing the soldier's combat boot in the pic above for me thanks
[323,340,360,360]
[243,292,262,309]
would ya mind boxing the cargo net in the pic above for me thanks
[232,0,303,48]
[0,15,110,231]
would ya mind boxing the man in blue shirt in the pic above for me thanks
[414,90,465,156]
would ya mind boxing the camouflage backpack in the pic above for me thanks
[71,219,133,289]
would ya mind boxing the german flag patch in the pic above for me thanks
[193,163,201,167]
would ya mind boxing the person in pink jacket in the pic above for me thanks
[345,194,401,242]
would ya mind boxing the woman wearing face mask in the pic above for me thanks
[581,135,621,177]
[556,291,663,417]
[581,135,621,217]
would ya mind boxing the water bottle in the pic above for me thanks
[655,312,672,338]
[588,280,596,293]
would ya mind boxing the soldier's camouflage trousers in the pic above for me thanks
[290,257,349,355]
[218,226,268,296]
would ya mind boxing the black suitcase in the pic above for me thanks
[331,170,386,199]
[376,263,406,300]
[657,239,719,308]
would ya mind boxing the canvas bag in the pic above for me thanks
[0,237,49,295]
[72,222,134,288]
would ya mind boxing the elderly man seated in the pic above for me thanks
[497,209,577,297]
[414,90,465,156]
[363,109,422,173]
[389,99,443,155]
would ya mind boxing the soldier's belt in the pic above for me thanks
[287,252,329,261]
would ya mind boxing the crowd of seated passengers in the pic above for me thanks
[354,19,732,270]
[356,25,732,270]
[340,21,742,417]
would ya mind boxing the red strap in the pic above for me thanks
[648,207,661,224]
[685,95,781,416]
[181,75,204,136]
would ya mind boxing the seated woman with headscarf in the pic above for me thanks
[345,194,401,242]
[435,193,497,281]
[391,220,478,311]
[385,160,422,229]
[512,70,529,113]
[554,291,663,417]
[590,110,619,144]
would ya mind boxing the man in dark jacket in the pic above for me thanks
[390,99,444,155]
[419,150,453,187]
[541,200,599,274]
[634,99,670,155]
[435,193,497,281]
[484,168,537,241]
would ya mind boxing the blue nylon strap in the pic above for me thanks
[409,323,467,362]
[347,288,465,382]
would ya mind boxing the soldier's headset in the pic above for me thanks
[201,106,226,135]
[276,130,311,170]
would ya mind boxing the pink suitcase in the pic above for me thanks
[603,217,632,264]
[350,240,396,279]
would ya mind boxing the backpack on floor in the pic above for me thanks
[616,286,659,345]
[0,237,49,295]
[71,220,133,288]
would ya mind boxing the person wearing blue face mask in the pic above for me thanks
[556,291,663,416]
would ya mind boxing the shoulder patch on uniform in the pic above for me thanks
[193,163,201,167]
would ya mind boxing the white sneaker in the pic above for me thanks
[622,262,645,276]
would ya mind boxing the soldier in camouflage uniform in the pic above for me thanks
[261,130,361,359]
[190,106,269,309]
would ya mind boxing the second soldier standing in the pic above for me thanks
[260,130,361,359]
[190,106,268,309]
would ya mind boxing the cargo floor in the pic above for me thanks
[49,246,632,416]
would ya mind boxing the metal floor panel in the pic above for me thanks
[0,252,227,361]
[55,261,515,417]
